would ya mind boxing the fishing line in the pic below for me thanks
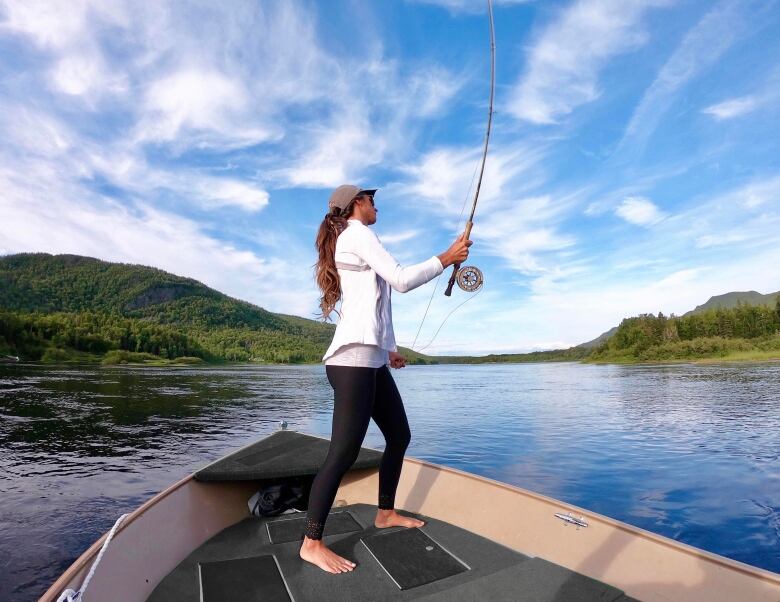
[412,285,483,354]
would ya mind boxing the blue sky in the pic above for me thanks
[1,0,779,355]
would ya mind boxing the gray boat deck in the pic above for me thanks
[149,503,638,601]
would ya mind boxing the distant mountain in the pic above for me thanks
[684,290,780,315]
[576,327,618,349]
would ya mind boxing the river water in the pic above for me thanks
[1,361,779,600]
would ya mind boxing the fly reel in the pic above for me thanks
[456,265,483,292]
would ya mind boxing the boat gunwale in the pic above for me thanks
[399,456,780,586]
[40,471,196,601]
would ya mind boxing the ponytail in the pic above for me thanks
[314,201,357,320]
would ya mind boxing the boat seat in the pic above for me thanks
[194,430,383,482]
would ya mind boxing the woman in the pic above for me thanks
[300,184,472,574]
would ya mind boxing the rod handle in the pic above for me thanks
[444,264,459,297]
[443,222,473,297]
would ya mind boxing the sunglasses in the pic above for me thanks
[354,195,375,207]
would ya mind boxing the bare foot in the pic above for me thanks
[374,508,425,529]
[299,536,356,574]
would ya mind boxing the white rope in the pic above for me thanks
[57,513,129,602]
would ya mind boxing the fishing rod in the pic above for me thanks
[444,0,495,297]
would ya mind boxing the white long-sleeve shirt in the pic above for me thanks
[322,220,444,362]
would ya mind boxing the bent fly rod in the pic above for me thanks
[444,0,495,297]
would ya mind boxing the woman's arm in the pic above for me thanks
[356,227,472,293]
[356,228,442,292]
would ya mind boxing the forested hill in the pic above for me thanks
[576,291,779,349]
[588,296,780,363]
[1,253,293,329]
[0,253,339,363]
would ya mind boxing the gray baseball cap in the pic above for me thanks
[328,184,378,212]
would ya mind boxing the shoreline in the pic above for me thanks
[586,349,780,365]
[7,352,780,368]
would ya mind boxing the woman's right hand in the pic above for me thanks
[438,233,472,268]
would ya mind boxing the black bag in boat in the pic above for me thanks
[248,481,306,517]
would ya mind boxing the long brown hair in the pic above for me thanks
[314,199,358,320]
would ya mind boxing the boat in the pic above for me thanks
[1,355,19,362]
[43,429,780,601]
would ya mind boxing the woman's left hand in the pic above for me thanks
[389,351,407,369]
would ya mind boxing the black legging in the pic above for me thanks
[304,365,411,540]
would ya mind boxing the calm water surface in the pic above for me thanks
[1,362,779,600]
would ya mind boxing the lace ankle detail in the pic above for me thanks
[378,493,394,510]
[304,518,325,540]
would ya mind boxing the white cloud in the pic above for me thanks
[710,173,780,210]
[396,143,545,220]
[0,1,120,49]
[0,103,74,158]
[477,196,577,273]
[137,69,249,143]
[702,95,758,120]
[657,268,699,287]
[607,175,780,265]
[615,196,666,226]
[277,62,462,188]
[49,52,125,97]
[377,230,421,245]
[408,173,780,353]
[619,0,750,153]
[195,178,270,212]
[397,147,479,216]
[695,233,746,249]
[1,0,131,102]
[404,67,464,118]
[508,0,671,124]
[279,111,384,188]
[2,0,464,190]
[132,67,283,151]
[394,141,579,283]
[0,100,270,214]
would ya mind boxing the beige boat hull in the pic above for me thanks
[42,457,780,602]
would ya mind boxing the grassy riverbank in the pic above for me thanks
[586,337,780,364]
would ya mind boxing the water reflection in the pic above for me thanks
[1,361,779,600]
